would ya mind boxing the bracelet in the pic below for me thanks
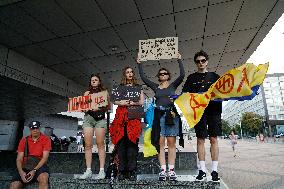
[33,169,37,172]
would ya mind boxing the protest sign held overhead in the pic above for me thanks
[139,37,178,61]
[68,90,108,112]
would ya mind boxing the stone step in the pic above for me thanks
[1,172,222,189]
[0,151,197,174]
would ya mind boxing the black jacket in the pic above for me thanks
[182,72,222,115]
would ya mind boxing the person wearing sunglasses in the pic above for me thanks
[137,53,184,181]
[182,50,222,182]
[10,121,51,189]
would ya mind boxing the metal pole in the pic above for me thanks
[106,111,110,152]
[240,120,243,140]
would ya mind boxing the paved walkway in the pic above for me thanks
[187,138,284,189]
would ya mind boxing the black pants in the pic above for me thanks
[117,127,138,173]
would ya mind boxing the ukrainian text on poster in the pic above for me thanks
[139,37,178,61]
[68,90,108,112]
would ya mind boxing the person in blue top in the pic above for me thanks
[137,53,184,181]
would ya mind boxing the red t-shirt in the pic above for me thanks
[18,134,51,161]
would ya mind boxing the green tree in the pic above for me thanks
[241,112,262,136]
[221,119,231,136]
[233,124,241,135]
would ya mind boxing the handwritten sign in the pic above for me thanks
[68,90,108,112]
[111,85,142,101]
[139,37,178,61]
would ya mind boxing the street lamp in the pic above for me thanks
[239,120,243,140]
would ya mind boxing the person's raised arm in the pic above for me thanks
[172,52,185,88]
[137,56,158,91]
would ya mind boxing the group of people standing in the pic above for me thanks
[79,50,222,182]
[10,50,222,189]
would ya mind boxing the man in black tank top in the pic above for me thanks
[182,50,222,182]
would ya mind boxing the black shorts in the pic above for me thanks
[195,114,222,138]
[11,164,49,184]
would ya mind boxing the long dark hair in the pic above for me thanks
[88,74,105,92]
[120,66,138,86]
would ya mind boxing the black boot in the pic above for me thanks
[118,171,126,180]
[129,170,137,181]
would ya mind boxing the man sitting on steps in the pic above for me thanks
[10,121,51,189]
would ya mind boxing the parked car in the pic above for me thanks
[275,133,284,138]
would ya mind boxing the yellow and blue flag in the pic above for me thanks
[175,63,269,128]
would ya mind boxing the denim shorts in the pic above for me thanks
[82,114,107,129]
[158,107,179,137]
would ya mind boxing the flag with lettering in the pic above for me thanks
[175,63,269,128]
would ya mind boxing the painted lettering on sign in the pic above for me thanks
[188,94,207,120]
[237,68,249,93]
[215,73,234,94]
[68,90,108,112]
[68,95,92,111]
[111,85,141,101]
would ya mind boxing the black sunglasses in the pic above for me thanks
[159,73,169,76]
[30,127,40,130]
[195,59,207,64]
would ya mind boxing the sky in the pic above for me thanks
[247,13,284,73]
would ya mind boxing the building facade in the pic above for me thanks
[222,91,265,127]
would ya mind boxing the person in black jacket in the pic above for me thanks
[182,50,222,182]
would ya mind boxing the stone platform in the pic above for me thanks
[0,151,228,188]
[0,151,197,174]
[0,172,222,189]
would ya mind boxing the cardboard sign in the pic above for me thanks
[139,37,178,61]
[111,85,142,101]
[68,90,108,112]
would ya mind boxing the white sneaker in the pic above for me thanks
[97,170,106,179]
[79,170,92,179]
[168,169,177,181]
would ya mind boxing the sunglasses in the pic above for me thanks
[195,59,207,64]
[159,73,169,76]
[30,127,40,130]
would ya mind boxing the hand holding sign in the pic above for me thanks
[177,52,181,60]
[68,90,109,112]
[139,37,178,61]
[136,54,142,64]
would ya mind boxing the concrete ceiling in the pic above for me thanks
[0,0,284,97]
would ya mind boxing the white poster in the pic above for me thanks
[139,37,178,61]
